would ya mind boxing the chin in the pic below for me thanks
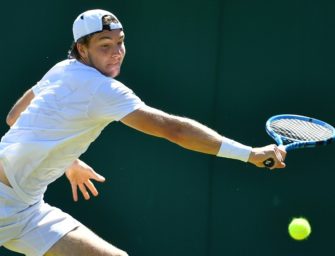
[111,71,120,78]
[101,70,119,78]
[108,68,121,78]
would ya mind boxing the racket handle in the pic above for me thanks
[263,158,274,168]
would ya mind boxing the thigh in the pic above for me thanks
[44,225,128,256]
[3,202,81,256]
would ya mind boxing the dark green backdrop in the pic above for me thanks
[1,0,335,255]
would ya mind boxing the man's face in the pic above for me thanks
[78,29,126,78]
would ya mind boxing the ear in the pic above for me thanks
[76,43,88,59]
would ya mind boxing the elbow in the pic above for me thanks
[6,113,15,127]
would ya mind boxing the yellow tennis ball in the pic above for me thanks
[288,217,311,241]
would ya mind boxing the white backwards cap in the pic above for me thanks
[72,9,123,42]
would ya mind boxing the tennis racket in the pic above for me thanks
[263,114,335,167]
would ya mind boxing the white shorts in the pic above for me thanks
[0,182,81,256]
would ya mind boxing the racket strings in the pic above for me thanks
[270,119,333,143]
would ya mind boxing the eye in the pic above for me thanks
[118,37,125,45]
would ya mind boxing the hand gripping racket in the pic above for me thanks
[263,114,335,167]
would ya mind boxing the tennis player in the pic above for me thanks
[0,9,286,256]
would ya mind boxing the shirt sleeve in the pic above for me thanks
[31,82,41,95]
[31,80,49,95]
[87,79,144,121]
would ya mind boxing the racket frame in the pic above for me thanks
[264,114,335,167]
[265,114,335,151]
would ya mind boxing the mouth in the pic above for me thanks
[108,61,121,67]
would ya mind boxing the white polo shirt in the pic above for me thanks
[0,59,144,205]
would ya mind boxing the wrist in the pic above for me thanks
[216,137,252,162]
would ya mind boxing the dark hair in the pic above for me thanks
[67,36,91,60]
[67,14,122,60]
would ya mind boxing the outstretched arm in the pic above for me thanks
[121,105,286,169]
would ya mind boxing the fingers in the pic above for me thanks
[80,171,104,199]
[249,144,287,169]
[72,180,101,201]
[91,171,106,183]
[277,145,287,161]
[268,145,286,169]
[79,183,91,200]
[66,161,105,201]
[71,183,78,202]
[85,180,99,197]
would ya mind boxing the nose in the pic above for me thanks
[112,45,124,57]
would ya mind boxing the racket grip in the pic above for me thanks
[263,158,275,168]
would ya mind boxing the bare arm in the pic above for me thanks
[6,88,35,126]
[121,105,286,169]
[121,105,222,155]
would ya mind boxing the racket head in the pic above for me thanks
[265,114,335,151]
